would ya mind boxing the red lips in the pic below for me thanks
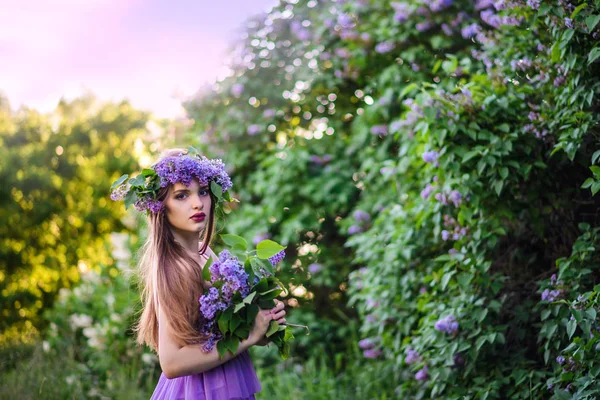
[191,213,205,222]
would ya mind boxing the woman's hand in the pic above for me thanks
[248,300,286,346]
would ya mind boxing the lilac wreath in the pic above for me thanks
[110,148,234,213]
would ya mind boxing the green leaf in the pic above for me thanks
[211,181,223,201]
[202,256,212,282]
[259,298,275,309]
[400,83,418,98]
[591,181,600,196]
[441,271,455,290]
[499,167,509,179]
[541,309,552,321]
[266,320,280,337]
[141,168,155,177]
[234,302,245,313]
[256,240,286,259]
[111,174,128,189]
[588,47,600,65]
[253,278,269,293]
[592,150,600,165]
[493,180,504,196]
[581,178,594,189]
[566,319,577,339]
[220,234,248,251]
[475,336,487,351]
[243,291,256,304]
[246,304,259,324]
[217,339,227,358]
[570,3,587,19]
[230,313,242,333]
[218,308,232,335]
[585,14,600,31]
[462,150,479,163]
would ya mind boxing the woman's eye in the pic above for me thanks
[175,194,187,200]
[199,189,209,196]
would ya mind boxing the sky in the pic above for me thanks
[0,0,278,117]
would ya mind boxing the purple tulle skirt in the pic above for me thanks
[150,350,261,400]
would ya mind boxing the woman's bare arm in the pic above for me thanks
[158,298,286,378]
[157,303,253,379]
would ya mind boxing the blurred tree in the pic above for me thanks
[0,94,148,346]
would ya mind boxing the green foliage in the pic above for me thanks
[184,0,600,397]
[0,95,148,345]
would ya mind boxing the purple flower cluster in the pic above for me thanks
[405,347,421,364]
[370,125,389,136]
[422,151,440,165]
[197,250,252,351]
[154,155,233,193]
[348,209,371,235]
[309,154,333,166]
[541,274,565,301]
[268,250,285,267]
[359,337,382,358]
[308,263,322,274]
[435,315,459,334]
[415,365,429,381]
[391,2,411,23]
[441,214,469,242]
[110,183,130,201]
[375,41,395,54]
[134,198,164,214]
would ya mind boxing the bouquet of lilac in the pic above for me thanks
[198,235,305,359]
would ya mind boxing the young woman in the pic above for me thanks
[115,149,286,399]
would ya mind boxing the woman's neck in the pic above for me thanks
[171,229,200,254]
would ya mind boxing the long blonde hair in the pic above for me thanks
[133,149,217,352]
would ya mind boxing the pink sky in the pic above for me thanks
[0,0,278,117]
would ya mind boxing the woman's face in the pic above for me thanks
[164,179,212,234]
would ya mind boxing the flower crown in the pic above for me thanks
[110,147,234,213]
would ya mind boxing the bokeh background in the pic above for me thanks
[1,0,600,399]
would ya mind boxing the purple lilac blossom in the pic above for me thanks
[564,18,574,29]
[363,348,382,358]
[475,0,494,9]
[441,230,450,241]
[441,23,453,35]
[308,263,322,274]
[348,225,363,235]
[415,366,429,381]
[461,23,481,39]
[337,13,353,28]
[353,210,371,223]
[554,76,566,87]
[427,0,453,12]
[435,315,459,334]
[435,192,449,205]
[391,2,410,22]
[541,289,562,302]
[252,232,271,246]
[527,0,540,9]
[366,314,377,323]
[247,124,261,135]
[405,347,421,364]
[263,108,276,118]
[231,83,244,97]
[449,190,462,207]
[375,41,395,54]
[370,125,389,136]
[448,248,458,255]
[268,250,285,266]
[422,151,440,164]
[334,48,351,59]
[154,155,232,193]
[556,356,565,365]
[110,183,130,201]
[416,21,432,32]
[421,184,434,199]
[359,338,376,349]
